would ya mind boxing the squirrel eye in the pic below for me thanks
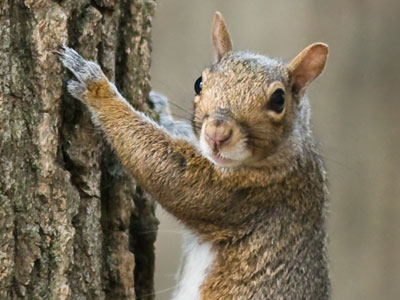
[194,76,202,95]
[267,88,285,114]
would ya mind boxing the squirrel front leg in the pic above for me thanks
[58,47,238,233]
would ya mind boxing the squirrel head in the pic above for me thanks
[192,12,329,168]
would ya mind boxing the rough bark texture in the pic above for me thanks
[0,0,158,299]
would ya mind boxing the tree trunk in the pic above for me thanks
[0,0,158,299]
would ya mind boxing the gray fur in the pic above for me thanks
[149,91,197,144]
[58,46,104,83]
[58,46,104,100]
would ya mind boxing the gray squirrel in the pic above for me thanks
[59,11,330,300]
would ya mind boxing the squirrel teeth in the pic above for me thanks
[211,152,233,165]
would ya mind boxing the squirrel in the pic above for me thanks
[58,11,330,300]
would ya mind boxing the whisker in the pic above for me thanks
[323,156,351,170]
[136,283,180,299]
[168,100,193,115]
[138,229,184,235]
[170,114,194,123]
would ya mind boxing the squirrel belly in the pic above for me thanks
[171,230,215,300]
[58,11,330,300]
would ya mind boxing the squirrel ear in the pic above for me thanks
[212,12,233,61]
[288,43,329,98]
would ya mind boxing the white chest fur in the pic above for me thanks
[171,230,215,300]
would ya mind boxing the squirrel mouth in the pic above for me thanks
[211,152,233,165]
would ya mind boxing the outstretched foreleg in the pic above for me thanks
[57,46,223,229]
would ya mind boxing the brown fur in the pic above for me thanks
[212,12,233,61]
[59,12,330,299]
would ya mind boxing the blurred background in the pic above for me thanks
[150,1,400,299]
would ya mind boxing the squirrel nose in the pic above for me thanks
[204,121,233,149]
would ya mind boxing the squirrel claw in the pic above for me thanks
[58,45,104,84]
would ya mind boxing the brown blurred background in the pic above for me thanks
[150,1,400,299]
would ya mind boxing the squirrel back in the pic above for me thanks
[59,11,330,300]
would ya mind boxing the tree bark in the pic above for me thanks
[0,0,158,299]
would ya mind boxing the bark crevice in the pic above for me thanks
[0,1,157,299]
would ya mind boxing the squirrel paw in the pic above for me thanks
[149,91,170,114]
[57,45,105,100]
[57,46,104,83]
[66,79,86,100]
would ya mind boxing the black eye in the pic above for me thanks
[194,76,202,95]
[267,88,285,114]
